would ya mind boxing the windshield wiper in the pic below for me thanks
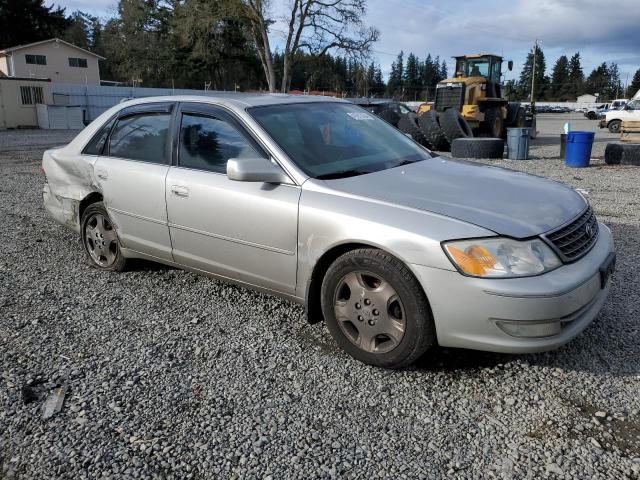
[315,169,368,180]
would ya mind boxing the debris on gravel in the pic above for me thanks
[1,124,639,479]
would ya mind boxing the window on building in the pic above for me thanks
[20,86,44,105]
[25,54,47,65]
[108,113,171,163]
[68,57,88,68]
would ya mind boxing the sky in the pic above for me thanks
[48,0,640,89]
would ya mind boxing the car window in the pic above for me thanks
[398,104,412,114]
[108,113,170,163]
[179,113,263,173]
[250,102,432,179]
[627,100,640,110]
[83,117,115,155]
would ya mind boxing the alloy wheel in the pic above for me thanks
[84,213,118,267]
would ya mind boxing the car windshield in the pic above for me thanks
[249,102,431,179]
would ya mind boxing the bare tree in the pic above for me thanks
[241,0,379,92]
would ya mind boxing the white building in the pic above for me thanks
[576,94,598,104]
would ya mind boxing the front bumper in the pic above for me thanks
[410,223,614,353]
[599,119,607,129]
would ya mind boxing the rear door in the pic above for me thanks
[165,103,300,294]
[94,102,175,261]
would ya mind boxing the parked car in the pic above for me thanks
[42,95,615,368]
[585,104,609,120]
[347,98,414,127]
[600,98,640,133]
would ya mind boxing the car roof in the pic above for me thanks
[115,93,347,109]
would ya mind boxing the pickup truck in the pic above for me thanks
[599,98,640,133]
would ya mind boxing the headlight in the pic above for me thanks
[442,237,561,278]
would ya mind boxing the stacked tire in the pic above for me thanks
[398,113,429,146]
[451,138,504,159]
[417,111,449,151]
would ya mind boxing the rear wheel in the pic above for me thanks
[608,120,622,134]
[321,249,435,368]
[81,202,126,271]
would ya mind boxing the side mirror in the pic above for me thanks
[227,157,290,184]
[508,60,514,71]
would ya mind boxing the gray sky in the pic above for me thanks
[48,0,640,88]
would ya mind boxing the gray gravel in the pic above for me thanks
[1,119,640,480]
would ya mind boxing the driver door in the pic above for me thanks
[165,103,300,295]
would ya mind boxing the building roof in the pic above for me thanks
[0,38,105,60]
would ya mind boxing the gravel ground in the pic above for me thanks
[1,117,640,480]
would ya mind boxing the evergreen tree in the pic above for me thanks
[585,62,621,100]
[518,44,548,100]
[386,51,404,98]
[440,59,448,81]
[403,53,419,99]
[549,55,570,100]
[626,68,640,98]
[568,52,585,98]
[0,0,70,48]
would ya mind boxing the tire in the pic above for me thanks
[418,110,449,150]
[451,138,504,159]
[512,107,526,128]
[398,113,429,146]
[81,202,126,271]
[440,108,473,142]
[608,120,622,134]
[320,248,435,369]
[587,112,597,120]
[481,107,504,138]
[377,108,401,127]
[605,143,640,165]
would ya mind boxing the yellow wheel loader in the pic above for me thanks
[420,54,533,138]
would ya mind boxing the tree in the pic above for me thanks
[0,0,70,48]
[386,51,403,98]
[549,55,570,100]
[240,0,379,92]
[403,53,419,99]
[626,68,640,98]
[568,52,585,98]
[518,44,548,100]
[585,62,622,100]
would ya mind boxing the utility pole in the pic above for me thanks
[530,39,538,103]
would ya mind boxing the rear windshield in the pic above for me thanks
[248,102,431,179]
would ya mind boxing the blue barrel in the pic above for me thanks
[565,131,594,168]
[506,128,530,160]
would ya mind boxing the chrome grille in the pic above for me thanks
[544,206,598,262]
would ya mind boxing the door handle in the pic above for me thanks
[96,169,108,180]
[171,185,189,197]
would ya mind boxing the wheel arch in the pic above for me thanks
[79,191,104,224]
[304,241,429,325]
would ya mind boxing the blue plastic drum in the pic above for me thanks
[565,131,595,168]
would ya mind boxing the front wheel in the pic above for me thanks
[608,120,622,134]
[320,249,435,368]
[81,202,126,271]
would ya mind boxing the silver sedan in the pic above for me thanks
[42,95,615,368]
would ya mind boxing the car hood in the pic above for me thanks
[325,157,587,238]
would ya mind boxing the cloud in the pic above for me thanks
[366,0,640,81]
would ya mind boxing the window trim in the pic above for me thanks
[104,102,175,165]
[26,54,47,65]
[82,114,117,156]
[69,57,88,68]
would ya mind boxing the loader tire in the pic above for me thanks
[418,110,449,150]
[398,113,428,146]
[605,143,640,166]
[377,108,401,127]
[451,138,504,159]
[440,108,473,142]
[482,107,504,138]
